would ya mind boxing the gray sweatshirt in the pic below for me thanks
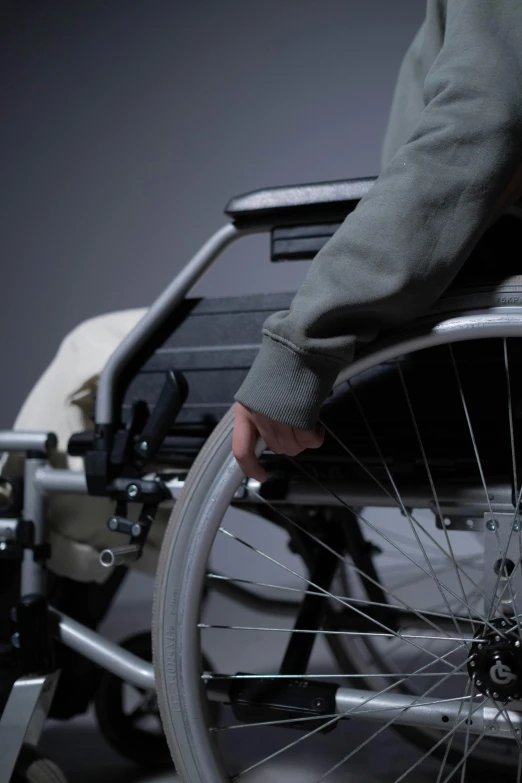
[234,0,522,430]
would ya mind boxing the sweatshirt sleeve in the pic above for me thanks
[234,0,522,431]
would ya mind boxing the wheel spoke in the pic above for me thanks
[435,680,471,783]
[200,622,477,644]
[204,671,467,679]
[505,339,518,501]
[219,525,474,668]
[254,472,505,637]
[439,704,505,783]
[313,682,487,782]
[459,676,475,782]
[250,490,478,643]
[234,649,471,779]
[319,410,491,612]
[264,467,506,641]
[395,360,473,640]
[206,573,480,628]
[390,696,489,783]
[211,694,473,732]
[449,345,522,640]
[491,696,522,748]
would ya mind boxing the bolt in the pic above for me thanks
[516,641,521,648]
[139,440,148,454]
[476,680,482,687]
[11,632,20,649]
[487,519,498,531]
[126,483,139,499]
[514,523,520,533]
[501,620,507,627]
[478,644,483,650]
[131,523,142,538]
[495,635,501,642]
[312,698,324,710]
[489,723,499,733]
[516,727,521,735]
[108,517,119,531]
[493,692,500,699]
[470,661,476,667]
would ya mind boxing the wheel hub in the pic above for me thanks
[468,618,522,702]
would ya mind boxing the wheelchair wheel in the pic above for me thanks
[153,293,522,781]
[11,746,67,783]
[94,631,218,768]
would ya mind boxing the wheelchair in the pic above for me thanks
[2,176,522,781]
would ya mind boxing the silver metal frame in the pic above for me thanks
[2,223,522,774]
[0,672,60,782]
[95,223,251,425]
[0,223,262,771]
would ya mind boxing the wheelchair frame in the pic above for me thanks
[0,218,253,780]
[2,175,522,780]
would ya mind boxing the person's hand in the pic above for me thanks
[232,402,325,482]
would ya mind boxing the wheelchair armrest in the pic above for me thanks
[225,177,376,230]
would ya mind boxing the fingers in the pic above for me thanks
[255,413,325,457]
[232,403,326,482]
[232,403,267,482]
[294,426,325,450]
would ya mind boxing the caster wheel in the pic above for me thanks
[11,746,67,783]
[95,631,219,768]
[94,631,172,768]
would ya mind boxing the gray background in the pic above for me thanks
[2,2,432,780]
[1,0,424,427]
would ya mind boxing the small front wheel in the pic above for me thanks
[94,631,172,768]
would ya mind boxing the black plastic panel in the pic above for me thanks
[225,177,376,229]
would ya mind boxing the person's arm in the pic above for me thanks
[234,0,522,432]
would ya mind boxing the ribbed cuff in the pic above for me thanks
[234,334,345,430]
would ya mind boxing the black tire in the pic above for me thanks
[94,631,172,769]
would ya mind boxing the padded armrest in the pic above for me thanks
[225,177,376,229]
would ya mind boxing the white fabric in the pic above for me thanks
[1,309,172,583]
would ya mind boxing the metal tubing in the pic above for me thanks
[0,431,57,455]
[96,223,246,425]
[100,544,141,568]
[335,687,518,738]
[34,466,88,495]
[50,607,155,690]
[0,673,60,782]
[21,459,47,595]
[243,478,512,515]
